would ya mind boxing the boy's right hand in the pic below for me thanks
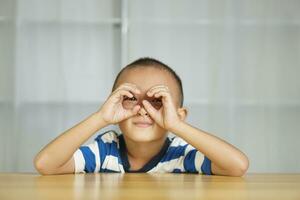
[97,83,141,125]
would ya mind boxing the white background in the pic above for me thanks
[0,0,300,173]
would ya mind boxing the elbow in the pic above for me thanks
[230,156,249,177]
[34,154,55,175]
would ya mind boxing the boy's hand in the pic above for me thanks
[142,85,182,131]
[97,83,141,125]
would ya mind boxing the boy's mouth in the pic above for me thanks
[133,118,153,128]
[133,122,153,128]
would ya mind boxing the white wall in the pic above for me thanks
[0,0,299,173]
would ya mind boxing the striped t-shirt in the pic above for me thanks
[73,130,212,174]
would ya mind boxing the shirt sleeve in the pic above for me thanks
[73,139,101,173]
[201,156,212,175]
[183,145,212,175]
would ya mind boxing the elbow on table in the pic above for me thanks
[230,156,250,177]
[33,154,56,175]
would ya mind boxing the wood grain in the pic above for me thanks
[0,173,299,200]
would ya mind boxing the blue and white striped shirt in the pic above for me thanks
[73,130,212,174]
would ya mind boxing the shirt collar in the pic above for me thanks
[118,134,171,173]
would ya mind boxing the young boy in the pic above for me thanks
[34,58,249,176]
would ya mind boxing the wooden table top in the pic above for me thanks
[0,173,299,200]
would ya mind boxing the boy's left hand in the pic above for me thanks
[142,85,182,131]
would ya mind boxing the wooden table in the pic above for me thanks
[0,173,299,200]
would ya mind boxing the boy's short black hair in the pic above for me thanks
[112,57,184,107]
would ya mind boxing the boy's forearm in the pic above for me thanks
[34,112,107,171]
[170,122,249,176]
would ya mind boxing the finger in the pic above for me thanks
[147,88,169,97]
[114,83,141,94]
[114,90,133,98]
[142,100,161,121]
[148,84,169,90]
[114,85,141,93]
[153,90,169,97]
[151,91,172,105]
[110,90,133,103]
[124,105,141,118]
[147,85,169,93]
[147,87,169,97]
[113,87,140,97]
[128,105,141,116]
[113,84,141,94]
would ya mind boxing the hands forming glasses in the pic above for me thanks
[97,83,183,130]
[122,92,163,111]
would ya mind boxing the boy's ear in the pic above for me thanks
[177,107,188,121]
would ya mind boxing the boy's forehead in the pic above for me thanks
[117,68,178,94]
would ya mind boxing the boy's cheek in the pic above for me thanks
[118,118,131,129]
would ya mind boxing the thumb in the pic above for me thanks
[142,100,160,121]
[124,105,141,118]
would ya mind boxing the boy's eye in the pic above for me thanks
[151,98,162,103]
[123,96,137,101]
[150,98,163,109]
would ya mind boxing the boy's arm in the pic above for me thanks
[34,83,141,175]
[34,112,107,175]
[143,85,249,177]
[170,122,249,176]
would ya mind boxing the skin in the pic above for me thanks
[34,67,249,176]
[111,67,186,170]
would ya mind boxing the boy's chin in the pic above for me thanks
[124,129,166,143]
[119,121,167,142]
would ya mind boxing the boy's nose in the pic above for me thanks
[137,106,148,116]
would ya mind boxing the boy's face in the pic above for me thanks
[114,67,181,142]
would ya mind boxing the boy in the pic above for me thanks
[34,58,249,176]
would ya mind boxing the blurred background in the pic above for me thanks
[0,0,299,173]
